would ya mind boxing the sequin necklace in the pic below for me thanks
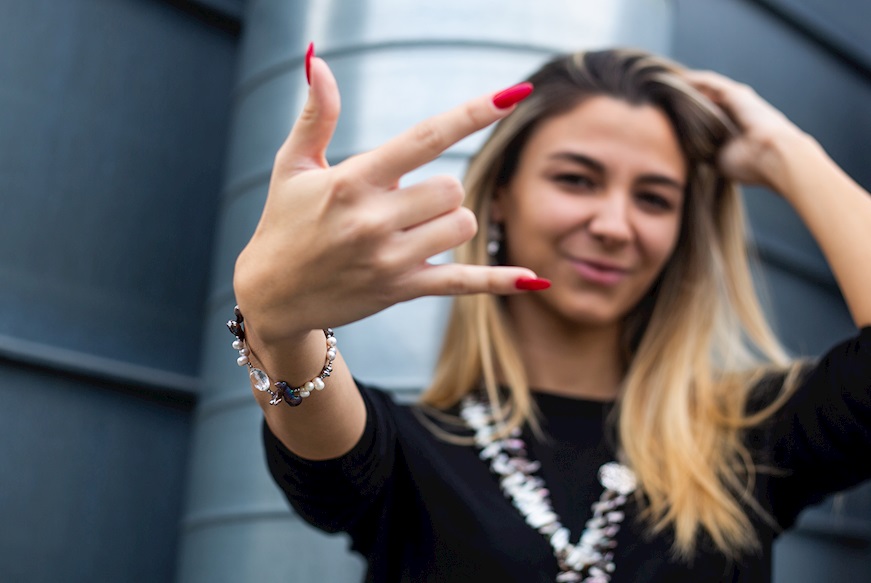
[460,394,637,583]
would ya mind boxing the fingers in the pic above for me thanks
[684,70,768,128]
[683,70,731,98]
[406,264,543,298]
[388,175,466,229]
[276,54,342,174]
[391,206,478,264]
[351,83,533,188]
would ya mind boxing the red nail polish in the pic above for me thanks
[515,277,551,291]
[493,82,533,109]
[305,42,315,86]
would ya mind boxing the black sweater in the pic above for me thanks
[264,328,871,582]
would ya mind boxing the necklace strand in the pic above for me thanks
[460,395,637,583]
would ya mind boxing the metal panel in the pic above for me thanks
[0,361,192,583]
[0,1,238,582]
[0,0,235,378]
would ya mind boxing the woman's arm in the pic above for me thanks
[235,52,543,461]
[687,71,871,328]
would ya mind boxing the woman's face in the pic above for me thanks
[494,96,687,328]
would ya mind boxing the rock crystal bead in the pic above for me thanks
[250,368,270,392]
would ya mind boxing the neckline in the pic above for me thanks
[531,390,615,417]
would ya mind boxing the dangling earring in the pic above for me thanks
[487,222,503,262]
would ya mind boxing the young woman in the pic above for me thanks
[228,47,871,582]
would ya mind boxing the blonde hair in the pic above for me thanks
[421,49,802,559]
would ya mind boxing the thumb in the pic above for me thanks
[276,46,341,175]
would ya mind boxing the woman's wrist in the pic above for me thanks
[229,307,334,399]
[762,127,824,197]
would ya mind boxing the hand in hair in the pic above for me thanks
[686,69,871,328]
[684,70,808,192]
[234,55,542,345]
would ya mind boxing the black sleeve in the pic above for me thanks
[767,326,871,523]
[262,383,399,534]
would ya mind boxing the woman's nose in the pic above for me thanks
[587,191,632,244]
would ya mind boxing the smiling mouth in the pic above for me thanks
[569,258,630,286]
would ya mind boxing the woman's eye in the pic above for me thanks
[637,192,673,211]
[553,174,595,190]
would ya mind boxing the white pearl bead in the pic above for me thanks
[232,339,243,350]
[236,355,249,366]
[327,336,337,348]
[299,390,311,398]
[327,349,336,361]
[313,377,325,390]
[239,348,250,356]
[304,381,315,392]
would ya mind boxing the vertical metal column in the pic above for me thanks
[176,1,673,581]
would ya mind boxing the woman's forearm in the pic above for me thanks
[245,325,366,461]
[769,133,871,328]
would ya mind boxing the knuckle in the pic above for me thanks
[441,269,470,295]
[298,101,319,126]
[462,101,490,129]
[337,206,387,244]
[371,238,404,273]
[412,121,446,156]
[327,170,361,203]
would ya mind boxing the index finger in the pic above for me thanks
[352,82,533,188]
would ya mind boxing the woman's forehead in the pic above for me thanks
[521,96,688,180]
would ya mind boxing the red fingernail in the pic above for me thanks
[305,42,315,86]
[515,277,551,291]
[493,82,533,109]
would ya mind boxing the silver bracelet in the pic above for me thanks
[227,306,337,407]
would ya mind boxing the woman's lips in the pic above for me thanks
[570,258,629,286]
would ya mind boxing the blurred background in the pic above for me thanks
[1,0,869,581]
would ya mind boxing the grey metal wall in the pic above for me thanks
[0,0,238,581]
[176,1,673,581]
[673,0,871,580]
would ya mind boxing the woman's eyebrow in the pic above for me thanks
[638,174,685,192]
[548,151,605,173]
[549,151,685,191]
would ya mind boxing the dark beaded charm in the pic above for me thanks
[277,381,303,407]
[233,305,243,321]
[227,319,245,339]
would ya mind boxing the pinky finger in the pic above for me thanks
[404,263,549,298]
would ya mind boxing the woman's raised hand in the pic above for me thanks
[234,52,542,344]
[687,69,871,328]
[684,70,809,192]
